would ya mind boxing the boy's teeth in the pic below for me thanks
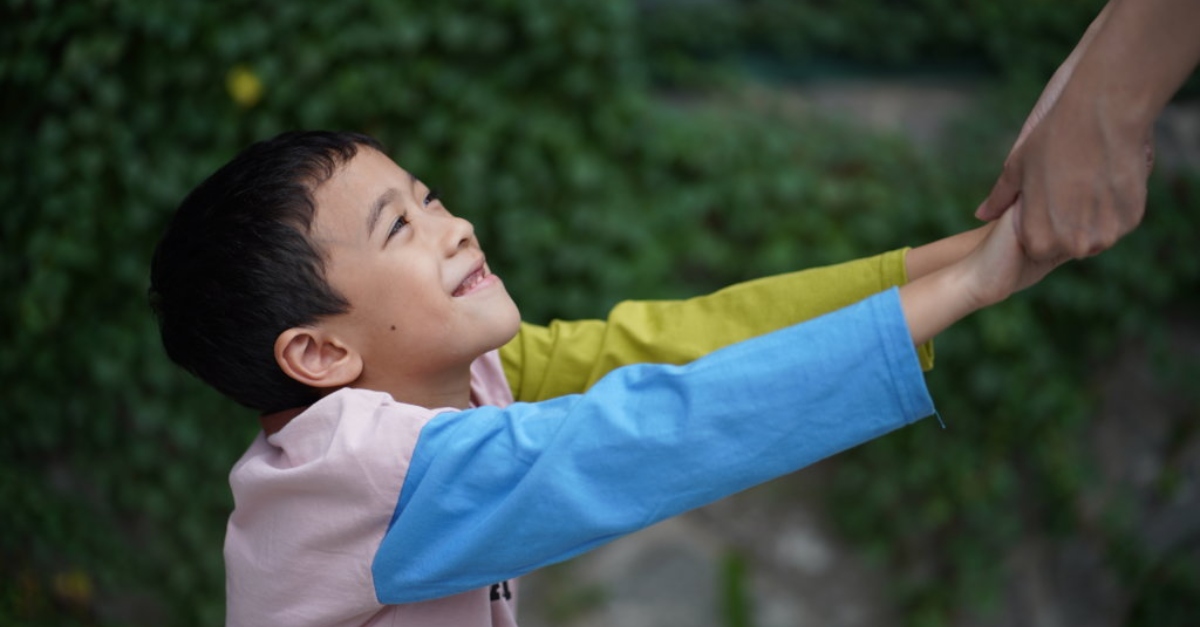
[454,270,482,296]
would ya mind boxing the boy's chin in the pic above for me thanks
[495,308,523,346]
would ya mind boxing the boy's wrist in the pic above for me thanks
[899,260,987,347]
[953,250,1009,313]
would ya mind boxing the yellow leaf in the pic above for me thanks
[226,64,264,108]
[53,568,94,606]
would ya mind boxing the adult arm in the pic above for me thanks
[978,0,1200,260]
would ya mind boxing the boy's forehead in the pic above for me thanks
[312,149,416,231]
[320,149,414,200]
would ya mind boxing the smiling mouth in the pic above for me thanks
[453,265,489,297]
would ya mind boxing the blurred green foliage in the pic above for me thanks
[640,0,1197,89]
[3,0,1198,625]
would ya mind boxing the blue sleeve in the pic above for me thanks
[372,288,935,603]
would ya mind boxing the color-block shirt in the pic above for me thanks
[224,287,935,626]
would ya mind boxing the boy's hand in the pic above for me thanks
[898,208,1061,347]
[962,206,1060,309]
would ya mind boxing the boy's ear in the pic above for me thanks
[274,327,363,390]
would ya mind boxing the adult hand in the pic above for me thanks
[974,1,1152,262]
[975,0,1200,262]
[976,92,1155,262]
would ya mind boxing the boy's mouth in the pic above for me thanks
[452,264,490,297]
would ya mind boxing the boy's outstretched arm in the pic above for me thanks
[373,221,1055,601]
[502,225,993,402]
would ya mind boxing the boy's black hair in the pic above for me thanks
[149,130,385,413]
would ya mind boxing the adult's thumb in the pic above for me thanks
[975,170,1020,221]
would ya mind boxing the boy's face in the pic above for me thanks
[309,148,521,398]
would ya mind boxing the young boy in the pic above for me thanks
[149,131,1051,626]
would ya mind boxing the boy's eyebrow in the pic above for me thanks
[365,174,418,237]
[365,188,399,237]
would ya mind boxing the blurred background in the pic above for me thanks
[3,0,1199,625]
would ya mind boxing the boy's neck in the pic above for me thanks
[358,365,476,411]
[260,369,472,436]
[261,365,477,437]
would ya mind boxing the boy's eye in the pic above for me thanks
[424,188,439,206]
[386,212,409,242]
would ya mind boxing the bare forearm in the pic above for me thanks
[905,225,991,281]
[1074,0,1200,128]
[901,225,997,343]
[899,264,978,346]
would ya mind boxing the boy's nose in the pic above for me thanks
[440,214,475,255]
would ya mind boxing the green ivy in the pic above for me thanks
[639,0,1104,83]
[3,1,1197,625]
